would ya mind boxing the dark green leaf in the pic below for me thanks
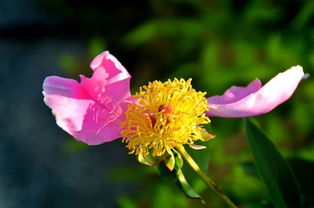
[289,158,314,206]
[244,118,302,208]
[243,158,314,207]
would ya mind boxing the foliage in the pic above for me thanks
[244,118,301,208]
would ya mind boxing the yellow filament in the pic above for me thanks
[121,78,210,157]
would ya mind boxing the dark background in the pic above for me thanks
[1,0,313,207]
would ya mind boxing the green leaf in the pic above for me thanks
[243,158,314,206]
[176,169,204,202]
[158,164,203,201]
[288,158,314,205]
[244,118,302,208]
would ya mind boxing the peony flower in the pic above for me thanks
[43,51,305,152]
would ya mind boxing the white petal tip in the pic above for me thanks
[303,73,310,79]
[90,51,110,69]
[190,144,207,150]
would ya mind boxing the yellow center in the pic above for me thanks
[121,78,210,157]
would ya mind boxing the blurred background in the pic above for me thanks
[0,0,313,207]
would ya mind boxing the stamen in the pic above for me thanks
[144,110,157,127]
[159,105,172,114]
[121,78,211,157]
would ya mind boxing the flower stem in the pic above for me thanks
[176,146,238,208]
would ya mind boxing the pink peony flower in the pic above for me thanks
[43,51,305,145]
[206,65,305,117]
[43,51,132,145]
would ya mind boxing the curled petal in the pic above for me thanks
[43,51,132,144]
[90,51,131,82]
[207,66,305,117]
[88,51,131,101]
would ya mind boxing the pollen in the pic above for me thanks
[121,78,210,157]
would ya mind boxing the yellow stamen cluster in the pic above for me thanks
[121,78,210,157]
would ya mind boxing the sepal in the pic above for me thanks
[137,153,163,166]
[199,128,215,142]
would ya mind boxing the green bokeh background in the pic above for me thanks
[1,0,313,207]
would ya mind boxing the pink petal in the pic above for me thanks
[43,51,132,145]
[88,51,131,101]
[43,76,89,99]
[90,51,131,85]
[207,79,262,104]
[74,102,127,145]
[43,91,93,136]
[207,66,305,117]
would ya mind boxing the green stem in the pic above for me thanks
[176,146,238,208]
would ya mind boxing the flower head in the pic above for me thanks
[43,51,306,152]
[121,78,210,157]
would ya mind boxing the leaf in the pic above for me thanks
[287,158,314,206]
[176,169,204,202]
[244,118,302,208]
[158,164,203,201]
[288,158,314,199]
[243,158,314,206]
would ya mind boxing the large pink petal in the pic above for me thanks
[43,51,132,145]
[207,65,304,117]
